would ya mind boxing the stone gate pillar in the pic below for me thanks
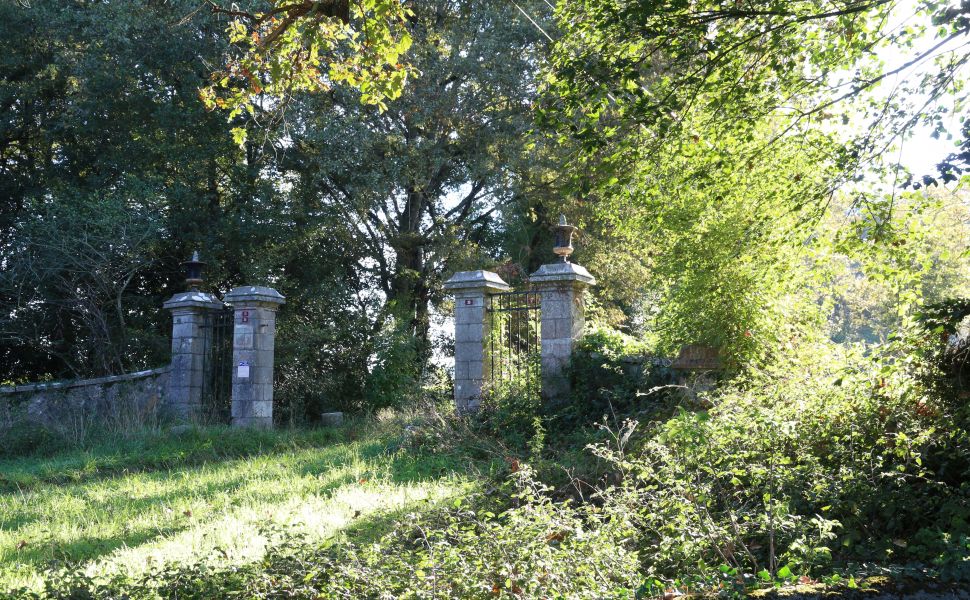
[163,254,224,422]
[529,216,595,403]
[223,286,286,429]
[444,271,511,413]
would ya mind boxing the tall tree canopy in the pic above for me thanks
[542,0,969,179]
[203,0,415,142]
[529,0,970,361]
[0,0,554,420]
[0,0,245,378]
[279,0,549,366]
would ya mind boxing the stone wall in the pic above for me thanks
[0,367,171,439]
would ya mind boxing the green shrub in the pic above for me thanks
[591,338,970,584]
[913,298,970,410]
[474,359,544,454]
[361,315,423,412]
[560,325,671,428]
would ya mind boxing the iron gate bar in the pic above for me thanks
[200,307,234,421]
[485,290,541,401]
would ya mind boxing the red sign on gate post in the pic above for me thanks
[241,310,250,323]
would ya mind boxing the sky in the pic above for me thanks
[872,0,967,177]
[899,119,961,175]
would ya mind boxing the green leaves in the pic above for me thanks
[230,126,247,148]
[204,0,416,122]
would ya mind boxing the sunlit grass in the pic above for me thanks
[0,424,471,592]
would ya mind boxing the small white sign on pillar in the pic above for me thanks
[443,270,511,414]
[225,285,286,430]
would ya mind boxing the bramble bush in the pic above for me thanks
[591,330,970,585]
[559,325,673,429]
[468,321,970,589]
[913,299,970,412]
[474,358,545,454]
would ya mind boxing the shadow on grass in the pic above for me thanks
[56,486,480,600]
[1,436,475,580]
[0,425,356,493]
[0,466,366,567]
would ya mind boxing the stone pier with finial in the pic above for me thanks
[444,215,596,412]
[529,215,596,404]
[162,252,224,422]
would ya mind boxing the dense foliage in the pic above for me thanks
[3,0,970,596]
[0,0,556,423]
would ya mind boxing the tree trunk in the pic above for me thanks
[388,241,432,364]
[388,189,433,366]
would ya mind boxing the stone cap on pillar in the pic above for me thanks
[528,261,596,286]
[224,286,286,308]
[443,270,511,294]
[163,291,224,311]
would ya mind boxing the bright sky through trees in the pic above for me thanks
[871,0,968,174]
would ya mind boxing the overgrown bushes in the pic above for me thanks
[583,330,970,584]
[557,325,673,429]
[466,324,970,589]
[0,421,68,459]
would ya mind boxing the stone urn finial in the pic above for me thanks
[181,251,206,291]
[553,214,578,263]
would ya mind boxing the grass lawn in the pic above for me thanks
[0,419,474,593]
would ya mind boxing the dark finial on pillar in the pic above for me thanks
[181,251,206,291]
[553,214,578,263]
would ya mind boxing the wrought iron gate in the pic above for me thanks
[201,307,234,421]
[485,290,541,400]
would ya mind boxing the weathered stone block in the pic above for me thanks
[456,306,485,324]
[251,400,273,418]
[246,417,273,429]
[231,383,253,403]
[467,360,484,379]
[175,338,196,353]
[255,348,276,364]
[455,341,484,361]
[254,382,274,399]
[321,412,344,426]
[234,326,254,350]
[541,338,574,356]
[249,365,274,384]
[457,323,484,343]
[541,317,574,340]
[539,300,569,320]
[171,323,199,339]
